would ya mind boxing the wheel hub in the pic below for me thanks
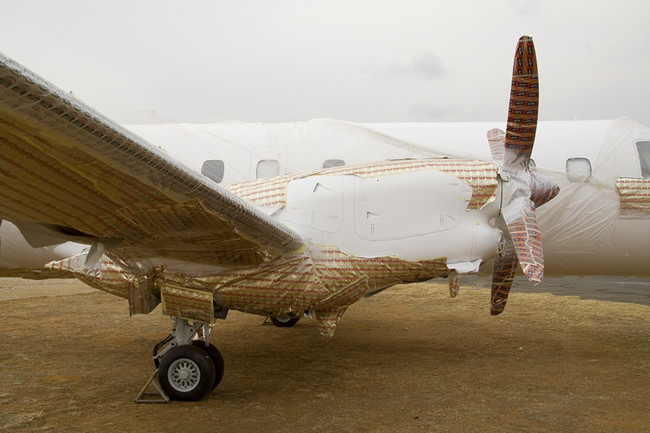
[167,358,201,392]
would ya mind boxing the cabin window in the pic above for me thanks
[201,160,225,184]
[322,159,345,169]
[256,159,280,179]
[636,141,650,179]
[566,157,592,183]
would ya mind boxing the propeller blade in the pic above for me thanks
[490,197,544,314]
[490,234,518,315]
[504,35,538,170]
[504,197,544,282]
[487,36,559,314]
[529,170,560,207]
[487,128,505,163]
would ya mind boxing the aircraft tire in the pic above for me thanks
[269,316,300,327]
[158,344,216,401]
[191,341,225,390]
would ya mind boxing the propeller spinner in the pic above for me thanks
[488,36,560,315]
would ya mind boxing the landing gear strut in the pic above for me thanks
[139,318,225,402]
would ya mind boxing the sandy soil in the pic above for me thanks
[1,281,649,433]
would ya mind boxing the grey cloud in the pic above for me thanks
[363,51,448,81]
[509,0,540,16]
[409,101,459,121]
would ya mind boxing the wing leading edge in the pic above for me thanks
[0,52,303,268]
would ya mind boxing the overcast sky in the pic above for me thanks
[1,0,649,125]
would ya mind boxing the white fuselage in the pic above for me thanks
[1,117,648,278]
[126,117,650,277]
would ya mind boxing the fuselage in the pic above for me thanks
[1,117,648,278]
[126,117,650,277]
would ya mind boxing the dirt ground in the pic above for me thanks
[1,280,649,433]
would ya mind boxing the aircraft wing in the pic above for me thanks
[0,53,303,269]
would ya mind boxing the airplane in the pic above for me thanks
[0,34,643,402]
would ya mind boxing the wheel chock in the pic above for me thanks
[134,369,170,403]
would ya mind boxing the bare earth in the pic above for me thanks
[1,280,649,433]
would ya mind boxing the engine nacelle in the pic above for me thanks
[278,166,503,272]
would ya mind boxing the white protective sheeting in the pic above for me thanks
[130,116,650,277]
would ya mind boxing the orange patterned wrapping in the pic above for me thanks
[507,201,544,283]
[0,110,290,265]
[160,284,215,325]
[490,243,518,315]
[207,249,320,317]
[616,177,650,212]
[45,253,160,315]
[206,244,449,336]
[230,159,498,211]
[487,128,505,163]
[47,244,449,335]
[0,52,303,270]
[45,253,134,300]
[0,113,282,267]
[113,200,277,267]
[505,36,538,161]
[128,278,159,316]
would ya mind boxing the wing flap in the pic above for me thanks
[0,53,303,267]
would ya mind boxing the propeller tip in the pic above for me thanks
[524,264,543,283]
